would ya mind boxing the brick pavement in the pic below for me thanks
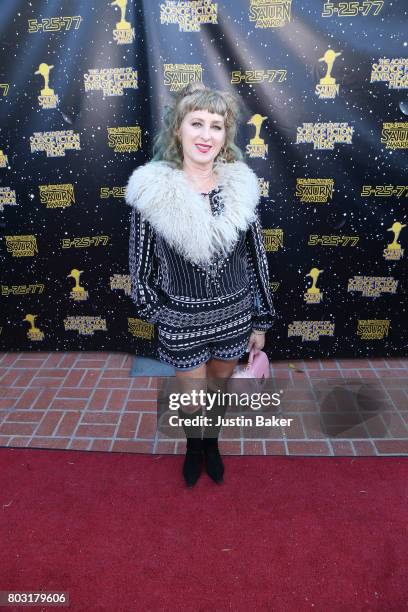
[0,352,407,456]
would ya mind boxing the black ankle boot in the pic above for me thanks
[203,437,224,484]
[183,437,204,488]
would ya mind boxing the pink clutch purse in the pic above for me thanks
[231,348,270,380]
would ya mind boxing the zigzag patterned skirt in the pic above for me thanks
[156,285,254,371]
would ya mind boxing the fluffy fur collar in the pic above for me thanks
[124,159,260,265]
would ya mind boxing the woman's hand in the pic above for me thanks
[247,330,265,354]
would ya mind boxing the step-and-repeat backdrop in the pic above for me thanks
[0,1,406,359]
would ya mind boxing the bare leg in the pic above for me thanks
[202,357,240,484]
[175,362,207,487]
[206,357,239,380]
[205,357,238,438]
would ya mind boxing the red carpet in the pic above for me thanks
[0,449,407,611]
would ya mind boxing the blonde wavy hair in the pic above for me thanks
[151,82,245,168]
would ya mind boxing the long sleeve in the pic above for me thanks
[129,207,166,324]
[245,213,277,332]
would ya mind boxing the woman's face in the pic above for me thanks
[177,109,226,166]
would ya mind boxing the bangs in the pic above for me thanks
[182,90,228,118]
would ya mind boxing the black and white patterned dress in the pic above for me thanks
[129,185,276,370]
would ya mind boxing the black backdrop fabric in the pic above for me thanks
[0,0,407,360]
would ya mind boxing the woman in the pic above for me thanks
[125,83,276,487]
